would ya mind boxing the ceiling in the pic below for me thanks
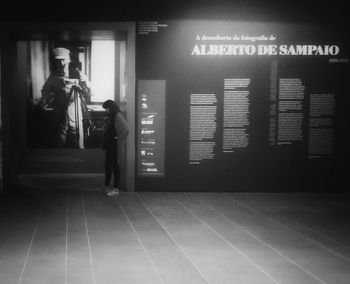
[1,0,348,25]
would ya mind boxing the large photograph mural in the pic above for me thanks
[24,38,128,149]
[1,23,135,181]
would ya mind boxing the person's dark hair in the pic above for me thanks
[102,100,120,113]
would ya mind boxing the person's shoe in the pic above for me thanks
[106,188,119,196]
[100,186,110,194]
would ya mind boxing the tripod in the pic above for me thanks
[68,84,85,148]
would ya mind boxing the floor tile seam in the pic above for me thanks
[266,194,350,209]
[115,197,164,284]
[241,199,350,256]
[291,213,350,237]
[65,194,69,284]
[81,193,96,284]
[169,194,279,284]
[248,198,350,236]
[135,193,211,284]
[230,196,350,263]
[191,193,328,284]
[17,214,41,284]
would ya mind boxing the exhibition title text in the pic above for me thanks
[191,35,340,56]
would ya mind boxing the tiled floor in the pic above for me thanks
[1,190,350,283]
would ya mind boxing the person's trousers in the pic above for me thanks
[104,140,120,188]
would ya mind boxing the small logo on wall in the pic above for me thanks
[141,129,155,135]
[141,115,154,125]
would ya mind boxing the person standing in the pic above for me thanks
[41,47,91,148]
[102,100,129,196]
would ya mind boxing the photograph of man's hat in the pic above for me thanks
[53,47,70,60]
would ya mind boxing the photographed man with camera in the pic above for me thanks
[41,47,91,148]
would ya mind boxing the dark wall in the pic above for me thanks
[135,20,349,192]
[1,1,349,192]
[1,0,348,25]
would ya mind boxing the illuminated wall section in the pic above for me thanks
[137,80,166,176]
